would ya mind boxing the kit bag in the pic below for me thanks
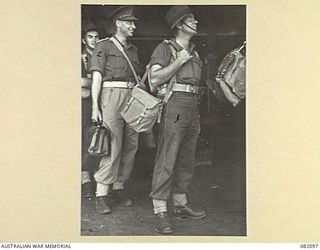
[214,41,246,107]
[109,37,176,133]
[88,125,111,157]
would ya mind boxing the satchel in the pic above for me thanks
[121,72,177,133]
[88,125,111,157]
[121,85,162,133]
[214,41,246,107]
[110,37,176,133]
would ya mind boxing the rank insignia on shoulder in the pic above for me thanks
[81,54,88,62]
[163,39,172,44]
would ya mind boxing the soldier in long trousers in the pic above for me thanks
[149,6,206,234]
[90,6,142,214]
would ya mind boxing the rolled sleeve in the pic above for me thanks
[150,43,171,68]
[90,42,106,76]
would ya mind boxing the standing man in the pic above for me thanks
[90,6,142,214]
[81,23,100,198]
[149,6,206,234]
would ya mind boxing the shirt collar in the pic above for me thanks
[170,39,196,54]
[112,36,134,49]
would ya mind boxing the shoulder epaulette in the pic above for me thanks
[162,39,172,44]
[81,53,88,63]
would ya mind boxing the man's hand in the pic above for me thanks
[176,49,193,65]
[149,49,193,87]
[91,107,102,125]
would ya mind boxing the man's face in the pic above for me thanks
[117,20,136,37]
[181,14,198,35]
[82,31,99,50]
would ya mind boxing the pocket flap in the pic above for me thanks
[131,86,162,109]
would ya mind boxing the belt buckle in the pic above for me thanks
[188,85,195,93]
[193,85,198,94]
[185,85,192,93]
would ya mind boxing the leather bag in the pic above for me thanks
[88,125,111,157]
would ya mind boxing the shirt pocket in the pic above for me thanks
[131,56,142,74]
[106,51,128,76]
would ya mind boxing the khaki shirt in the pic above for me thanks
[90,38,142,82]
[150,39,202,85]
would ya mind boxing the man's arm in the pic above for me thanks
[91,71,103,124]
[149,49,193,88]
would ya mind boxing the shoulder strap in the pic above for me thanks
[236,41,246,53]
[96,37,110,43]
[109,37,140,85]
[163,39,177,61]
[162,43,178,103]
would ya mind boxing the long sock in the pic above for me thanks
[96,183,109,197]
[152,199,167,214]
[172,193,187,207]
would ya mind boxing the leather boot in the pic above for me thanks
[155,212,173,234]
[82,182,94,198]
[96,196,111,214]
[112,189,133,207]
[174,204,206,219]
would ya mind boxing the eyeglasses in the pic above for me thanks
[184,15,197,23]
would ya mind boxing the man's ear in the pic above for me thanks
[82,38,86,45]
[115,20,121,28]
[176,22,183,30]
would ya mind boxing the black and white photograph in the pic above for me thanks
[2,0,320,245]
[81,4,246,236]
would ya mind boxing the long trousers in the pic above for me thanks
[150,92,200,200]
[94,88,139,186]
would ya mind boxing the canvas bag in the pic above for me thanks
[109,37,176,133]
[215,41,246,106]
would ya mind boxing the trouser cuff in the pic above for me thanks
[152,199,167,214]
[96,183,110,197]
[172,193,188,207]
[81,171,91,184]
[112,181,124,190]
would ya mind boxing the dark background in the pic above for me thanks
[82,5,246,75]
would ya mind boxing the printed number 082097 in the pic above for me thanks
[300,244,319,248]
